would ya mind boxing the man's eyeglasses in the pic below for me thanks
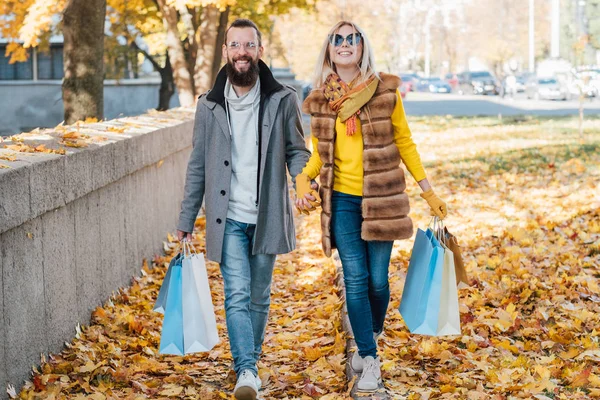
[227,41,258,51]
[328,33,362,47]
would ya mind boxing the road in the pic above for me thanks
[402,92,600,117]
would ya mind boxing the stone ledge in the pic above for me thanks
[0,108,195,235]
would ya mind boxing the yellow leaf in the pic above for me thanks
[78,361,104,373]
[0,153,17,161]
[440,384,455,393]
[570,367,591,387]
[495,339,519,354]
[159,385,184,396]
[107,126,126,133]
[304,347,322,361]
[559,347,580,360]
[62,131,80,139]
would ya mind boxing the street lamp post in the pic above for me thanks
[529,0,535,72]
[551,0,560,58]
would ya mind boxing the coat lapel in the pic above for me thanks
[259,93,284,180]
[207,102,231,142]
[261,94,282,154]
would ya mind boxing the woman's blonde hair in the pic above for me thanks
[312,21,379,89]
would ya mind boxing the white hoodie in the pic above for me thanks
[224,77,261,224]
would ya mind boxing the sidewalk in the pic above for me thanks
[13,213,350,399]
[12,115,600,399]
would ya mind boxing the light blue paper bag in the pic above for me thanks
[158,259,185,355]
[153,253,182,314]
[399,227,445,335]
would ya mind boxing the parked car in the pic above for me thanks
[457,71,501,95]
[525,77,568,100]
[444,73,459,90]
[515,72,534,93]
[415,77,452,93]
[302,83,313,100]
[399,82,408,98]
[399,73,420,92]
[572,68,600,98]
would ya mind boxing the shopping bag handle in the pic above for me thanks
[181,239,197,257]
[428,216,449,248]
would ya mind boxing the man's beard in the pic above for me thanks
[225,55,260,87]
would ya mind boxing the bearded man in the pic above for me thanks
[176,18,311,400]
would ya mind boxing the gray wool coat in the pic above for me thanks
[177,61,310,263]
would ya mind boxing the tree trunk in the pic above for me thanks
[156,0,195,107]
[211,6,230,84]
[131,41,174,111]
[193,5,220,95]
[62,0,107,124]
[159,53,175,111]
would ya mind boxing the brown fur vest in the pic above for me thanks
[302,73,413,257]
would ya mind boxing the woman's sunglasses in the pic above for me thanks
[328,33,362,47]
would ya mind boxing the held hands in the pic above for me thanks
[295,173,321,215]
[420,189,448,220]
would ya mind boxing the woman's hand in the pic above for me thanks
[295,173,321,214]
[420,189,447,219]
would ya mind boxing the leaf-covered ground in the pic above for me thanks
[13,115,600,399]
[380,115,600,399]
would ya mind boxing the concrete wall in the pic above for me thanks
[0,68,303,137]
[0,110,194,396]
[0,80,181,136]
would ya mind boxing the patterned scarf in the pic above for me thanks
[323,73,378,136]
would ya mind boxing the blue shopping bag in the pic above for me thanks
[399,228,445,335]
[153,253,182,314]
[158,258,185,355]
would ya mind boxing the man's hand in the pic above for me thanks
[177,230,193,242]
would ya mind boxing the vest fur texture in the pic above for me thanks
[302,73,413,257]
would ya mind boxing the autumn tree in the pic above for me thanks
[152,0,313,107]
[62,0,107,123]
[2,0,107,123]
[0,0,66,63]
[2,0,316,113]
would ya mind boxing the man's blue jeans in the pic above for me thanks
[331,191,393,358]
[220,218,276,376]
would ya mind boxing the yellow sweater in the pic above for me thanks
[301,90,426,196]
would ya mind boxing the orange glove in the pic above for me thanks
[295,173,321,214]
[420,189,447,220]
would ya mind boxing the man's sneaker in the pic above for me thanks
[351,332,384,373]
[357,356,382,392]
[234,370,260,400]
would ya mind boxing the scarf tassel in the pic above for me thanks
[346,110,360,136]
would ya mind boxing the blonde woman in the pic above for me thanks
[295,21,447,391]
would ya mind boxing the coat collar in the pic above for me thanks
[206,59,283,106]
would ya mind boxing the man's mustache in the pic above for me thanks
[233,56,253,63]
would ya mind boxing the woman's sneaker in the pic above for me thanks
[234,370,261,400]
[357,356,382,392]
[351,331,383,373]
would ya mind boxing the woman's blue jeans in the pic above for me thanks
[331,191,393,358]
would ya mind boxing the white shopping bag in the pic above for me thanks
[436,246,461,336]
[181,242,220,353]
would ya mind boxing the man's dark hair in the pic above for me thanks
[225,19,262,46]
